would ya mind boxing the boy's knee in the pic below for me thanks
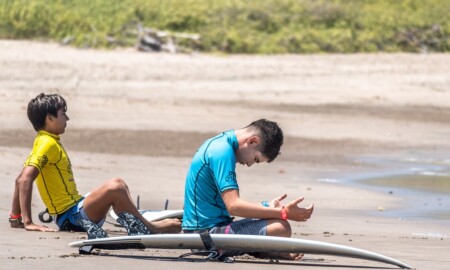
[267,219,292,237]
[106,178,128,192]
[278,220,292,237]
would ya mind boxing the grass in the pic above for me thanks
[1,0,448,53]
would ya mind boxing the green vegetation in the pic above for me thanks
[1,0,449,53]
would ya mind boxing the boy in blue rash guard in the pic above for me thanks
[182,119,314,260]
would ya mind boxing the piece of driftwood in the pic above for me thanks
[136,23,200,53]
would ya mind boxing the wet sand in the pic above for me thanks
[1,40,450,269]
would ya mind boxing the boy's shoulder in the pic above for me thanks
[26,131,62,168]
[205,134,233,152]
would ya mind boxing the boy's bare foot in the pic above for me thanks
[258,252,304,261]
[148,218,181,233]
[286,253,304,260]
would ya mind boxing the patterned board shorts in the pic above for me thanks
[56,194,105,231]
[184,218,268,257]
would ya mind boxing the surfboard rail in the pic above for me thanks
[69,234,412,269]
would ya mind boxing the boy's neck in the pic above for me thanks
[234,128,255,146]
[39,129,61,137]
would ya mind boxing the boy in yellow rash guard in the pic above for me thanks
[10,92,181,234]
[25,130,82,215]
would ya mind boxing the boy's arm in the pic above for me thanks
[13,166,56,232]
[222,189,314,222]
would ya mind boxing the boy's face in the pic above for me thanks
[46,109,69,134]
[236,136,268,167]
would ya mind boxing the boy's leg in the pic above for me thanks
[208,218,302,260]
[266,219,292,237]
[263,219,303,260]
[82,178,180,233]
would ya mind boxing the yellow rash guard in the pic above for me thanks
[24,130,82,215]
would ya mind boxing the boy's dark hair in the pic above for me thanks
[27,93,67,131]
[247,119,284,163]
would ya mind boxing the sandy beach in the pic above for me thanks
[1,40,449,269]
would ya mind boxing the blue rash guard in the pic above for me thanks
[182,130,239,230]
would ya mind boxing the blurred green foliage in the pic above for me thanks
[1,0,448,53]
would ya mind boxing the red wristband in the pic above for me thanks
[280,207,288,220]
[10,213,22,219]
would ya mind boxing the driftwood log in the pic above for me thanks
[137,23,200,53]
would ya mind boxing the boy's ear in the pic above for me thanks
[248,135,261,146]
[46,113,55,123]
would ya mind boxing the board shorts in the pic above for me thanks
[184,218,267,258]
[56,193,105,231]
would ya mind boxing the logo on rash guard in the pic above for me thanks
[225,171,236,183]
[37,155,48,168]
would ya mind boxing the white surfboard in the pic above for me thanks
[109,209,184,222]
[69,234,411,269]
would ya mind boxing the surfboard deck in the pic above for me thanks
[69,234,411,269]
[109,209,184,222]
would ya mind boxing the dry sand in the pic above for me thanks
[1,40,449,269]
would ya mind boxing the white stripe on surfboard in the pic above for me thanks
[69,234,411,269]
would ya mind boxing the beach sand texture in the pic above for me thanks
[1,40,449,269]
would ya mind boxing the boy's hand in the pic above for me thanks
[269,194,287,208]
[285,197,314,222]
[25,223,57,232]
